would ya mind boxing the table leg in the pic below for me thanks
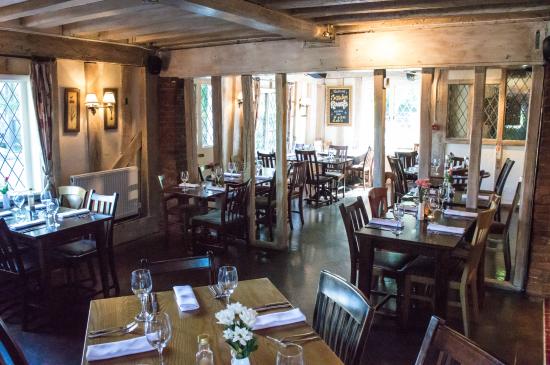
[37,239,52,307]
[94,222,111,298]
[434,250,450,318]
[477,247,485,308]
[357,236,374,297]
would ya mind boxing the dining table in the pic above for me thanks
[81,278,343,364]
[355,212,476,318]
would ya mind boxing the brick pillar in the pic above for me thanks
[158,77,186,182]
[527,64,550,295]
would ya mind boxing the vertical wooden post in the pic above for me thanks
[275,73,289,249]
[373,69,386,187]
[241,75,256,245]
[84,62,102,172]
[211,75,223,166]
[466,67,486,209]
[121,66,134,162]
[184,78,199,183]
[514,65,544,288]
[494,69,507,175]
[419,68,434,179]
[143,70,159,219]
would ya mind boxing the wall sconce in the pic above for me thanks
[237,92,243,108]
[85,91,116,115]
[299,97,311,117]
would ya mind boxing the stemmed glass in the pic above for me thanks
[276,344,304,365]
[227,161,236,175]
[145,312,172,365]
[256,159,263,177]
[12,192,25,221]
[40,190,52,206]
[214,166,224,186]
[180,171,189,191]
[392,203,404,236]
[131,269,153,322]
[47,198,60,227]
[218,266,238,304]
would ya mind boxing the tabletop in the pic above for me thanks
[82,278,343,365]
[166,185,225,200]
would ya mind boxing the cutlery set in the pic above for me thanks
[267,332,321,346]
[87,321,138,339]
[253,301,292,312]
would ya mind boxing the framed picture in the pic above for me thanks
[103,88,118,130]
[63,88,80,133]
[326,86,352,126]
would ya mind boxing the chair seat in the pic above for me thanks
[325,171,345,179]
[373,251,415,272]
[55,239,97,258]
[255,196,276,209]
[351,164,364,171]
[402,256,464,281]
[192,210,223,226]
[307,176,332,185]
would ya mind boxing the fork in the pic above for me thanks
[88,322,138,339]
[88,321,137,336]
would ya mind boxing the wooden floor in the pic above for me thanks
[3,189,543,365]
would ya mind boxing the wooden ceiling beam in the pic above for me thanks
[21,0,157,28]
[253,0,374,10]
[0,0,103,22]
[161,0,325,40]
[290,0,548,18]
[132,26,247,44]
[159,34,284,50]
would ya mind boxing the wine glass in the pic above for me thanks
[40,190,52,206]
[215,166,224,186]
[227,161,236,175]
[276,343,304,365]
[12,192,25,220]
[256,159,263,177]
[48,198,60,227]
[392,203,404,236]
[180,171,189,191]
[131,269,153,322]
[218,266,238,304]
[145,312,172,365]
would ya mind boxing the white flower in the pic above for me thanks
[239,308,257,328]
[233,325,253,346]
[215,308,235,326]
[227,302,245,315]
[222,328,234,341]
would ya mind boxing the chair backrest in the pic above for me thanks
[288,161,307,193]
[295,149,322,183]
[0,219,24,278]
[339,197,369,273]
[503,182,521,234]
[463,206,496,284]
[222,180,250,224]
[313,270,375,365]
[257,151,276,169]
[86,191,119,247]
[368,187,388,218]
[364,147,373,169]
[385,172,396,207]
[415,316,505,365]
[0,318,29,365]
[198,166,205,182]
[140,251,215,287]
[58,185,87,209]
[395,151,418,170]
[328,145,348,159]
[387,156,408,195]
[448,156,465,168]
[494,158,515,196]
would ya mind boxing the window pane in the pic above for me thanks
[504,69,531,141]
[255,91,276,153]
[447,84,470,139]
[200,83,213,147]
[0,81,25,190]
[483,84,499,139]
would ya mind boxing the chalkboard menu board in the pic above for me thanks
[326,86,352,126]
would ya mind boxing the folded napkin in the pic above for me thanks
[461,195,490,201]
[25,203,46,210]
[208,186,225,192]
[253,308,306,331]
[179,182,199,188]
[427,223,465,235]
[0,210,12,217]
[402,204,417,212]
[443,209,478,218]
[369,218,404,228]
[173,285,200,312]
[9,218,45,230]
[86,336,154,362]
[57,208,90,219]
[224,172,241,178]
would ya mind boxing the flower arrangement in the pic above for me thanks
[415,178,431,202]
[0,176,9,195]
[215,302,258,361]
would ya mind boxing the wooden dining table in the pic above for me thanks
[355,213,476,318]
[81,278,343,365]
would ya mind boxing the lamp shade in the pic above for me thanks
[85,93,99,106]
[102,91,116,105]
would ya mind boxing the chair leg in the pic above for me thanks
[288,198,294,230]
[503,233,511,281]
[470,280,480,323]
[459,282,470,337]
[107,248,120,296]
[401,276,412,329]
[21,289,29,331]
[299,195,305,226]
[86,258,97,287]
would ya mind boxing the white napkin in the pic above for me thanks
[253,308,306,330]
[57,208,90,219]
[9,218,45,230]
[179,182,199,188]
[369,218,404,228]
[85,336,154,361]
[224,172,241,178]
[173,285,200,312]
[427,223,465,235]
[208,186,225,192]
[461,195,491,201]
[0,210,12,217]
[402,204,417,212]
[443,209,478,218]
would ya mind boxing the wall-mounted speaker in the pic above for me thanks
[147,55,162,75]
[543,36,550,63]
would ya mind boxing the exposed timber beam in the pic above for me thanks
[141,29,275,46]
[22,0,156,28]
[0,29,150,65]
[255,0,368,9]
[160,0,325,40]
[132,26,249,44]
[0,0,103,22]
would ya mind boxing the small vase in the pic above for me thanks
[2,193,9,209]
[231,356,250,365]
[417,202,425,221]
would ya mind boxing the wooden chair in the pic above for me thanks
[191,180,250,253]
[368,187,389,218]
[313,270,375,365]
[339,197,414,318]
[288,161,307,230]
[395,151,418,178]
[350,147,373,189]
[448,156,465,168]
[0,317,29,364]
[415,316,505,365]
[295,149,333,206]
[257,151,276,169]
[482,158,514,221]
[385,172,397,208]
[488,182,520,281]
[57,185,87,209]
[387,156,408,197]
[54,191,120,296]
[402,206,496,337]
[158,175,199,237]
[139,251,215,290]
[255,174,276,241]
[325,145,348,199]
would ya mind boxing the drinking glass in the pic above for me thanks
[392,203,404,235]
[217,266,238,304]
[215,166,224,186]
[131,269,153,321]
[12,192,25,220]
[276,344,304,365]
[40,190,52,206]
[256,159,263,177]
[180,171,189,191]
[227,161,236,175]
[145,312,172,365]
[49,198,60,226]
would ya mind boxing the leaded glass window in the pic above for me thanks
[483,84,499,139]
[255,90,276,153]
[199,83,213,147]
[504,70,531,141]
[447,84,471,139]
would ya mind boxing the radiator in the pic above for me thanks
[69,166,140,220]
